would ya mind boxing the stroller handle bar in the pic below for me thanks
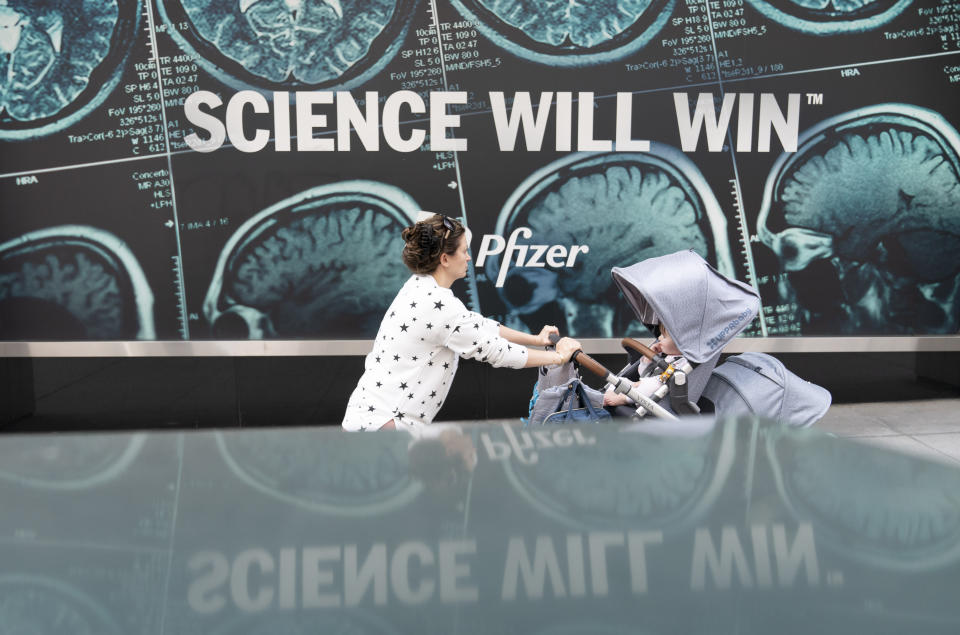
[621,338,658,362]
[547,333,678,420]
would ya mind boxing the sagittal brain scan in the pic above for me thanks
[448,0,675,66]
[0,576,122,635]
[215,429,423,515]
[157,0,419,91]
[487,149,734,337]
[203,181,419,339]
[0,226,156,340]
[0,434,145,490]
[501,423,734,530]
[766,427,960,571]
[757,105,960,335]
[0,0,140,140]
[744,0,913,34]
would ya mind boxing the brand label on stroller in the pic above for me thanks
[475,227,589,288]
[480,423,596,464]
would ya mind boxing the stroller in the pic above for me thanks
[699,352,832,427]
[532,250,833,427]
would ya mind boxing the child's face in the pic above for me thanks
[654,325,682,356]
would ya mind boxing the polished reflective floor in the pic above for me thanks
[1,416,959,634]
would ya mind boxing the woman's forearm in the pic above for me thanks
[524,348,564,368]
[499,325,541,346]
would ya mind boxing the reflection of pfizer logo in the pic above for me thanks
[744,0,912,35]
[757,105,960,335]
[766,427,960,571]
[448,0,675,66]
[209,610,400,635]
[0,434,145,490]
[202,181,419,339]
[156,0,419,92]
[0,575,122,635]
[486,150,733,338]
[502,423,735,530]
[0,0,140,140]
[215,429,422,516]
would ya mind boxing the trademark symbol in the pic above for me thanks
[806,93,823,105]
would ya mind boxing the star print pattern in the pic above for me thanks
[342,274,528,431]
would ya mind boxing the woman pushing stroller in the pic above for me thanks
[341,213,581,432]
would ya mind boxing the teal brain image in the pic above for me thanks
[0,229,155,340]
[158,0,418,89]
[744,0,912,34]
[0,577,122,635]
[768,429,960,570]
[503,425,733,529]
[0,434,145,489]
[204,183,419,339]
[216,429,422,515]
[449,0,674,65]
[758,108,960,335]
[492,152,730,338]
[0,1,140,139]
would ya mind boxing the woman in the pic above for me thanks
[342,213,581,431]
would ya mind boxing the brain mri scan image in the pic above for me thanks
[744,0,913,34]
[0,576,123,635]
[209,611,400,635]
[0,433,145,490]
[0,0,140,140]
[766,427,960,571]
[203,181,420,339]
[487,149,734,337]
[448,0,675,66]
[757,105,960,335]
[0,226,156,340]
[502,422,735,530]
[215,428,423,515]
[156,0,420,91]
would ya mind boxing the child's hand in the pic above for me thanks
[603,388,630,407]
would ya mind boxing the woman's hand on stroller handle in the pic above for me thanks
[535,325,560,347]
[545,332,582,364]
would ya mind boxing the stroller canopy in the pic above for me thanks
[701,352,832,427]
[611,250,760,364]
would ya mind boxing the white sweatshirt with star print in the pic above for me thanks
[341,274,528,431]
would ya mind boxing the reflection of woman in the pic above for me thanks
[342,213,581,432]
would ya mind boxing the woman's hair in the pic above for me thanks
[401,214,465,274]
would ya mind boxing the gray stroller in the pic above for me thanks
[532,250,762,422]
[699,352,832,427]
[532,250,832,425]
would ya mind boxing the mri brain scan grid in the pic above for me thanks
[0,0,958,341]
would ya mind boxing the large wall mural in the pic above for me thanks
[1,0,958,342]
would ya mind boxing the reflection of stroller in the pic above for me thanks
[535,250,832,425]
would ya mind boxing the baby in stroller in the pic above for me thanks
[532,250,831,426]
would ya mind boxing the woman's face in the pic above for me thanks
[446,234,471,279]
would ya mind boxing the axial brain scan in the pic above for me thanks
[0,0,139,139]
[488,150,733,337]
[0,227,156,340]
[503,424,734,529]
[203,181,420,339]
[157,0,418,90]
[448,0,674,65]
[744,0,913,34]
[757,106,960,335]
[767,428,960,571]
